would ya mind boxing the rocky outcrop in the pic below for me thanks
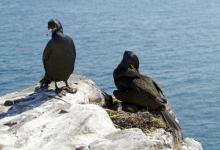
[0,74,202,150]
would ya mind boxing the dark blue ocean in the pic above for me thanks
[0,0,219,149]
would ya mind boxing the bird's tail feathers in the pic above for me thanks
[160,110,183,149]
[160,109,181,131]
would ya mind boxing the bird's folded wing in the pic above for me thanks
[43,40,53,70]
[131,77,165,104]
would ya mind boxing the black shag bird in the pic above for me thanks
[113,50,181,132]
[40,19,76,96]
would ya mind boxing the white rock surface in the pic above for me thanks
[90,128,172,150]
[0,74,202,150]
[182,138,203,150]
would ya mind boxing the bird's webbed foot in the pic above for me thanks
[62,86,77,94]
[63,81,77,94]
[55,87,67,97]
[40,76,51,88]
[40,82,49,89]
[54,82,66,97]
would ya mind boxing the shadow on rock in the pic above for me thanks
[0,87,58,119]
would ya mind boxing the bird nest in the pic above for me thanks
[106,109,166,134]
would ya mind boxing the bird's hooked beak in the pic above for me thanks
[46,29,52,36]
[130,64,141,79]
[130,64,135,69]
[46,28,57,36]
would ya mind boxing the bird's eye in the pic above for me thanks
[48,22,56,29]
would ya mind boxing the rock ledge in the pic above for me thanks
[0,74,202,150]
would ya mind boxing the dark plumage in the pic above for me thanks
[40,19,76,96]
[113,50,181,132]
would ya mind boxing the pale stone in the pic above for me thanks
[0,74,202,150]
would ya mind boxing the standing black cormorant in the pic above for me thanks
[40,19,76,96]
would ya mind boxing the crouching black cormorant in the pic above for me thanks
[113,50,181,135]
[40,19,76,96]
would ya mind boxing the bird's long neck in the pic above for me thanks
[52,31,64,40]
